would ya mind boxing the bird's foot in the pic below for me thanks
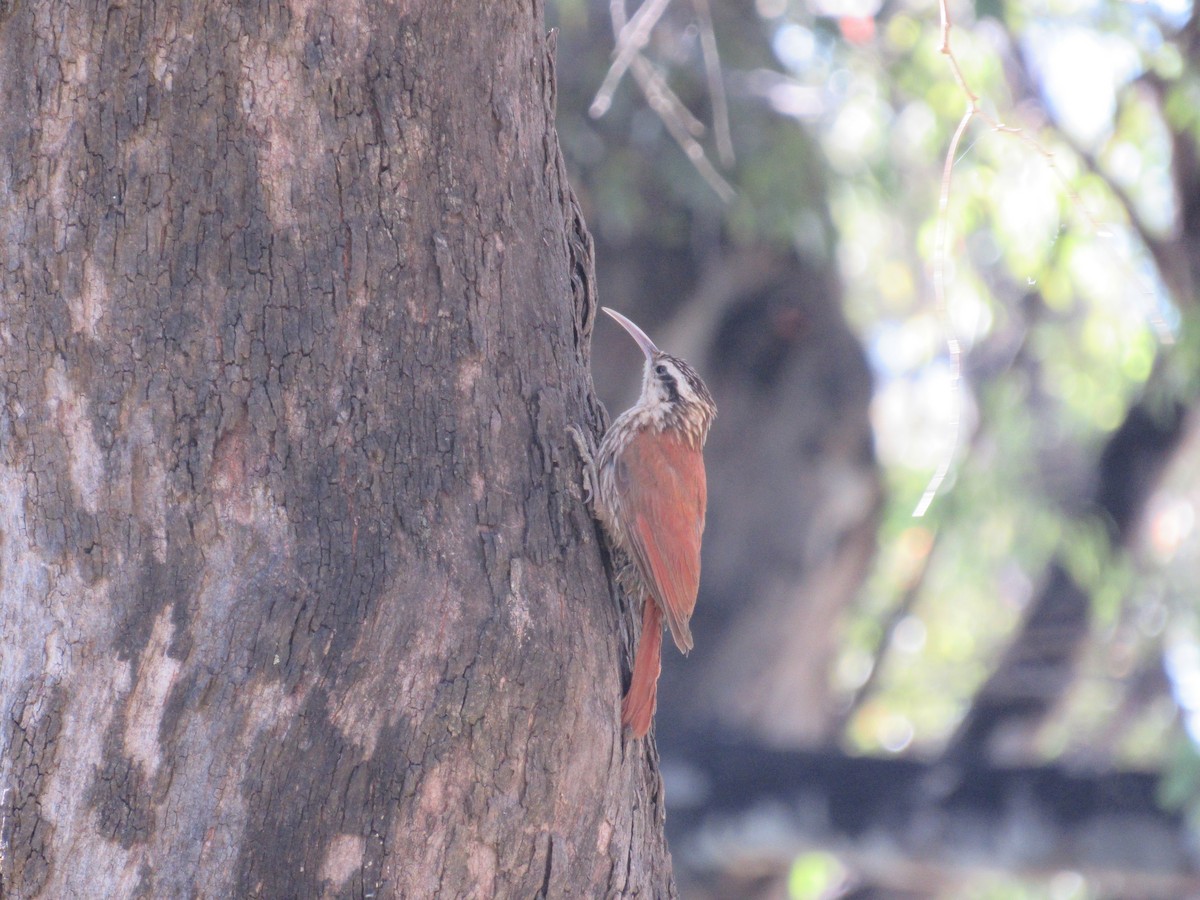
[567,424,599,510]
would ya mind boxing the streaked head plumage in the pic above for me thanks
[602,308,716,446]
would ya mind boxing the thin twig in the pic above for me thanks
[590,0,675,118]
[632,55,707,137]
[639,68,738,201]
[594,0,736,202]
[939,0,1104,233]
[916,0,1123,516]
[692,0,735,166]
[913,0,975,518]
[914,104,971,518]
[610,0,630,37]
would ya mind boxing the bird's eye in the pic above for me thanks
[655,364,668,376]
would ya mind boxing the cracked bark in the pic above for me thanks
[0,2,672,897]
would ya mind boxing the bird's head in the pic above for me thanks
[603,307,716,446]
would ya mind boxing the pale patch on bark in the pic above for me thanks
[68,256,107,336]
[507,557,531,642]
[208,414,285,533]
[122,607,181,777]
[145,547,302,896]
[239,0,368,232]
[456,357,483,401]
[44,363,104,513]
[38,113,83,256]
[42,846,146,900]
[468,842,499,896]
[124,403,169,563]
[1,541,127,898]
[383,751,507,896]
[320,833,366,889]
[16,458,303,898]
[0,468,54,684]
[239,49,315,229]
[189,681,305,895]
[596,818,613,856]
[35,603,143,899]
[0,468,123,788]
[281,384,310,444]
[329,560,456,757]
[383,762,457,893]
[149,17,192,92]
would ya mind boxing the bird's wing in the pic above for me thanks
[616,429,707,654]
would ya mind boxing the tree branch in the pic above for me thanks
[665,735,1200,896]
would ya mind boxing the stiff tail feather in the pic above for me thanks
[620,598,664,738]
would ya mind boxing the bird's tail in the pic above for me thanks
[621,598,664,738]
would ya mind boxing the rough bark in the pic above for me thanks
[0,2,672,897]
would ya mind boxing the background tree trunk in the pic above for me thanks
[0,3,671,897]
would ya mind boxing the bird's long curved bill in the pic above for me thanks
[602,307,659,360]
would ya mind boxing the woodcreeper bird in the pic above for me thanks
[572,308,717,738]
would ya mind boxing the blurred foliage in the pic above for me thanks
[550,0,1200,890]
[786,851,846,899]
[816,0,1194,763]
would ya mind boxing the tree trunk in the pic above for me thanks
[0,3,672,897]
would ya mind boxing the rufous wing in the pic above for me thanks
[616,429,707,654]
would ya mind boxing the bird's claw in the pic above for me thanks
[567,424,598,508]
